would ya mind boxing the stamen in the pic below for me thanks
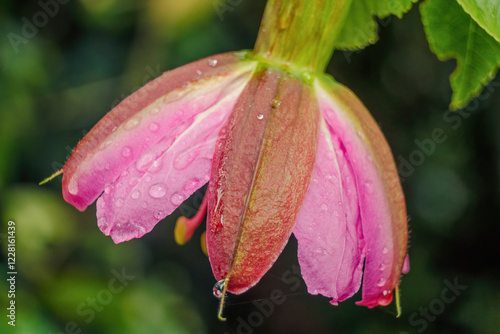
[200,231,208,256]
[174,191,208,245]
[39,169,63,185]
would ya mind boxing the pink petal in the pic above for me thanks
[95,73,253,243]
[62,53,253,211]
[313,78,407,308]
[293,119,365,305]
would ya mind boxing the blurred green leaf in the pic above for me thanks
[421,0,500,109]
[456,0,500,43]
[334,0,418,50]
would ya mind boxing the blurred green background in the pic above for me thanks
[1,0,499,333]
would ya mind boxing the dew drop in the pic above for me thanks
[337,201,342,206]
[382,247,389,254]
[170,193,184,206]
[382,290,388,296]
[321,203,328,211]
[334,210,339,217]
[124,117,140,130]
[141,201,148,208]
[257,113,264,120]
[184,178,200,191]
[148,159,163,173]
[149,123,159,132]
[196,70,202,75]
[104,186,111,194]
[379,263,386,271]
[115,198,124,207]
[121,146,132,157]
[208,59,218,67]
[131,190,140,199]
[121,170,129,177]
[150,107,160,114]
[271,98,281,108]
[68,178,78,195]
[213,279,226,298]
[149,184,166,198]
[136,153,155,172]
[377,278,386,287]
[154,210,165,220]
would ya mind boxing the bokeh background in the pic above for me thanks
[1,0,499,333]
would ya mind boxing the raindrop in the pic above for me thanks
[170,193,184,206]
[208,59,218,67]
[334,210,339,217]
[382,290,388,296]
[149,184,166,198]
[131,190,140,199]
[257,114,264,120]
[379,263,386,271]
[104,186,111,194]
[213,279,226,298]
[150,107,160,114]
[115,198,124,207]
[124,117,140,130]
[184,178,200,191]
[382,247,389,254]
[337,201,342,206]
[154,210,165,220]
[121,146,132,157]
[321,203,328,211]
[148,159,163,173]
[377,278,386,287]
[136,153,155,172]
[68,178,78,195]
[271,98,281,108]
[149,123,159,132]
[196,70,202,75]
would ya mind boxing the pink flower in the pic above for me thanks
[60,51,408,314]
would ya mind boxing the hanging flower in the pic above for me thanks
[55,0,409,319]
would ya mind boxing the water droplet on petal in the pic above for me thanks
[382,247,389,254]
[257,113,264,120]
[104,186,111,194]
[338,201,342,206]
[184,178,200,191]
[196,69,202,75]
[136,153,155,172]
[271,98,281,108]
[170,193,184,206]
[124,117,140,130]
[382,290,388,296]
[131,190,140,199]
[379,263,386,271]
[121,146,132,157]
[149,184,166,198]
[115,198,124,207]
[208,59,218,67]
[334,210,339,217]
[148,159,163,173]
[149,123,159,132]
[154,210,165,220]
[68,178,78,195]
[121,170,129,177]
[377,278,386,287]
[321,203,328,211]
[213,279,226,298]
[141,201,147,208]
[150,107,160,114]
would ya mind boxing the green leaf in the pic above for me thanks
[456,0,500,43]
[334,0,418,50]
[421,0,500,110]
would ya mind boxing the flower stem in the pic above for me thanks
[253,0,352,74]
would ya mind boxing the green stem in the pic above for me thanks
[253,0,353,74]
